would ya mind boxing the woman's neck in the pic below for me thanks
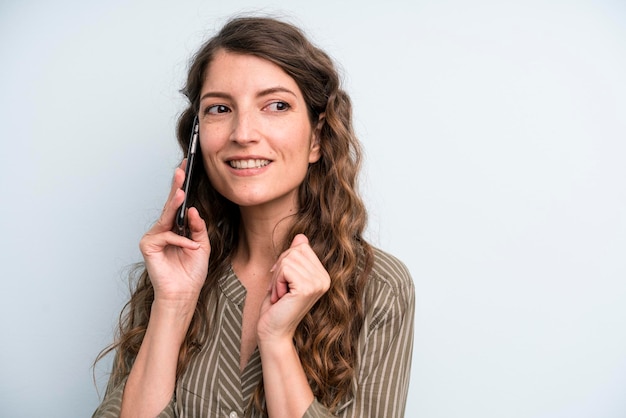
[233,205,297,272]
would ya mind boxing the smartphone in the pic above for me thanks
[175,115,199,236]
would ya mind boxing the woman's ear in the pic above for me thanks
[309,112,325,163]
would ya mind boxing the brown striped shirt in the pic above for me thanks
[93,247,414,418]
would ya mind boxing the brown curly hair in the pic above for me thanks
[96,16,373,415]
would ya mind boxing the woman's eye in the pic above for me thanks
[266,101,290,112]
[206,105,230,115]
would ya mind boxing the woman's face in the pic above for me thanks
[198,50,320,214]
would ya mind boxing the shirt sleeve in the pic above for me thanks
[302,253,415,418]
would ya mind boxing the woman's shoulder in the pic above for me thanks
[366,246,414,299]
[361,246,414,329]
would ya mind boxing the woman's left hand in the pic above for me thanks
[257,234,330,343]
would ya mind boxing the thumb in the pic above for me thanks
[290,233,309,248]
[187,207,209,244]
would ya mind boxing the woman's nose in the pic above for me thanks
[229,110,260,144]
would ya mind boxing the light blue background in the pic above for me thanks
[1,0,625,417]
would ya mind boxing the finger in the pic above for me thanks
[156,158,192,232]
[270,234,310,272]
[140,230,200,256]
[270,280,279,304]
[187,207,209,246]
[165,160,187,203]
[270,273,289,303]
[269,263,291,304]
[163,158,190,214]
[276,245,330,296]
[290,233,309,248]
[179,157,188,173]
[152,188,185,233]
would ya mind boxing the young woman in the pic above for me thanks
[94,16,414,418]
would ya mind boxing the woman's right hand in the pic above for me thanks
[139,160,210,304]
[119,162,209,417]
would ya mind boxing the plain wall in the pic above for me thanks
[1,0,625,417]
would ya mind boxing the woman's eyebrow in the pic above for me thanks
[200,86,297,102]
[256,86,297,98]
[200,91,232,102]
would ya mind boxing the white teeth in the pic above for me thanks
[229,159,270,169]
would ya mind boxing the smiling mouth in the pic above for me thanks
[228,159,271,169]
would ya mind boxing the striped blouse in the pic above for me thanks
[93,247,414,418]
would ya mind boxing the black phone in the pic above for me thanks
[175,115,199,236]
